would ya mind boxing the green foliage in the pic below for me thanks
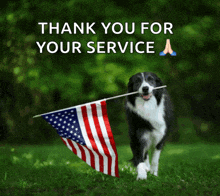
[0,0,220,143]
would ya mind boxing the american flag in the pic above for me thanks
[42,100,119,177]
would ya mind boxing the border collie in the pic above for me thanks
[126,72,174,180]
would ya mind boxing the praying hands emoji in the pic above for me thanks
[159,39,176,56]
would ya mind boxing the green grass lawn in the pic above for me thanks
[1,142,220,195]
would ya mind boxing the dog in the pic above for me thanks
[125,72,174,180]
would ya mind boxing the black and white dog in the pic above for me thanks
[126,72,174,180]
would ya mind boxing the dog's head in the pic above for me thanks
[127,72,164,104]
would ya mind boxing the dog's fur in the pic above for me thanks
[125,72,174,180]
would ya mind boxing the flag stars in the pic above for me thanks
[43,108,85,146]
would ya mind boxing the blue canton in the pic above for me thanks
[42,108,86,145]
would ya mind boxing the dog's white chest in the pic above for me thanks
[135,96,165,129]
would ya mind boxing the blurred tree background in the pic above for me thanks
[0,0,220,144]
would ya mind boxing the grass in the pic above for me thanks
[1,141,220,195]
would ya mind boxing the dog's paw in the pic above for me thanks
[136,172,147,180]
[150,165,158,176]
[136,162,148,180]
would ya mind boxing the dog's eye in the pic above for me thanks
[135,78,141,83]
[147,76,154,82]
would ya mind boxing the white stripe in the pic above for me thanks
[96,102,116,176]
[72,140,82,159]
[62,138,81,159]
[95,103,110,175]
[80,144,91,166]
[63,138,91,166]
[96,103,110,175]
[86,103,109,175]
[76,106,100,171]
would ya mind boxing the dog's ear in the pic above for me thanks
[156,75,163,87]
[154,75,164,105]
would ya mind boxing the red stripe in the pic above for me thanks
[91,103,112,175]
[61,137,77,155]
[81,105,102,171]
[101,101,119,177]
[87,147,95,170]
[68,139,87,162]
[62,137,96,170]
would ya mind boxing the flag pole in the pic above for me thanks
[104,85,167,101]
[33,85,167,118]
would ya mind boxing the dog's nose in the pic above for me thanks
[142,86,149,94]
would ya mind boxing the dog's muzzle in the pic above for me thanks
[141,86,152,100]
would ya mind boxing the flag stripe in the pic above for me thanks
[91,103,111,175]
[101,101,119,177]
[42,100,119,177]
[91,103,113,175]
[61,138,78,157]
[96,101,116,176]
[81,106,99,152]
[76,106,97,170]
[96,102,116,176]
[79,106,99,171]
[81,105,103,172]
[72,139,87,162]
[62,138,95,169]
[87,104,105,173]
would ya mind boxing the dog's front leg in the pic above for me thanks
[132,140,150,180]
[150,149,161,176]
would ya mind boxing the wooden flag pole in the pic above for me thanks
[33,85,167,118]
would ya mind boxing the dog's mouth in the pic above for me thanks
[141,93,152,101]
